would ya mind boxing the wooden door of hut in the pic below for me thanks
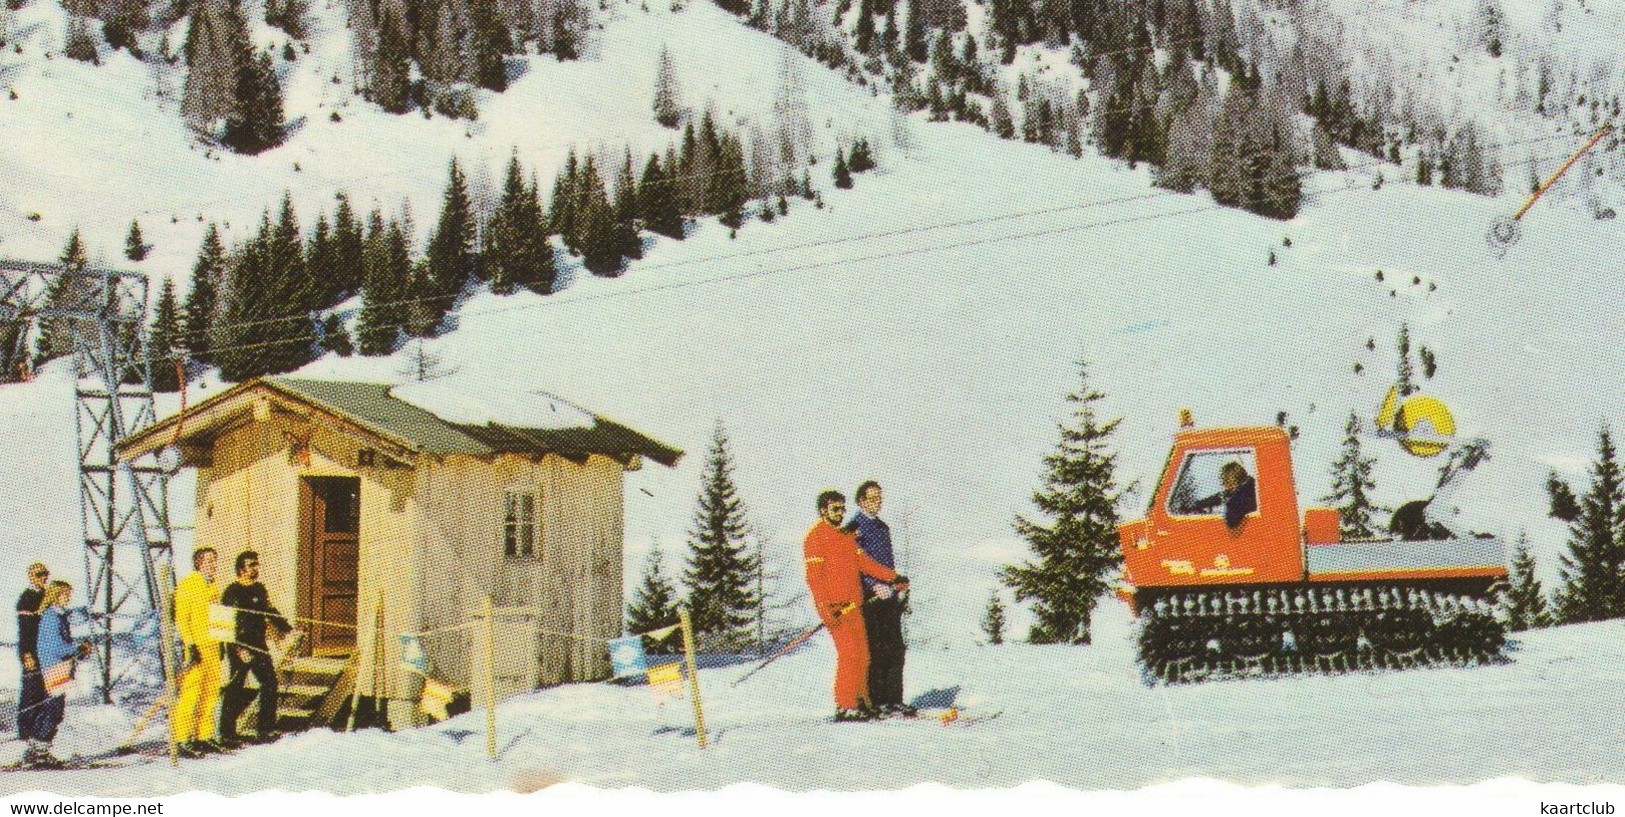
[300,476,360,655]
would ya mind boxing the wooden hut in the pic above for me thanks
[117,376,682,729]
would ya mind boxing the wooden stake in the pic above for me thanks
[678,607,707,749]
[156,565,179,766]
[346,592,379,732]
[484,595,496,760]
[373,589,386,727]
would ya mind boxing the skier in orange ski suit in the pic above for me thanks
[803,490,905,718]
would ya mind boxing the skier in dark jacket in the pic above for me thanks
[847,481,915,717]
[218,551,293,746]
[1193,461,1258,528]
[14,563,48,759]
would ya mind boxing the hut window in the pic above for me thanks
[503,490,539,558]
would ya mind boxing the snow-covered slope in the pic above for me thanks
[5,601,1622,794]
[2,0,1625,791]
[0,0,899,268]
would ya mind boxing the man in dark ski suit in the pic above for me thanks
[847,481,915,717]
[15,563,48,751]
[218,551,293,745]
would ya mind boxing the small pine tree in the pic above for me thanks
[1553,425,1625,624]
[1502,532,1551,631]
[1396,322,1415,396]
[1419,345,1437,379]
[848,137,875,172]
[1322,411,1383,538]
[223,49,286,155]
[653,46,682,128]
[682,422,760,641]
[832,147,853,189]
[148,278,183,393]
[1548,470,1582,522]
[639,153,684,239]
[64,15,97,64]
[124,220,149,261]
[183,224,226,364]
[320,313,355,357]
[1416,152,1435,186]
[425,158,477,304]
[999,359,1127,645]
[982,589,1006,645]
[627,545,682,652]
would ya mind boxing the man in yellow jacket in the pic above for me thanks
[171,547,222,756]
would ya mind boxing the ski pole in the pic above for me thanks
[731,603,856,688]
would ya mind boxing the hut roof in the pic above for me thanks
[116,376,683,468]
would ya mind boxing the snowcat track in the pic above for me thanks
[1136,586,1507,685]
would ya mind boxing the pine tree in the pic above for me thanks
[305,213,339,307]
[64,15,97,63]
[1548,470,1582,522]
[613,149,643,260]
[989,90,1015,139]
[260,194,317,374]
[332,194,366,299]
[425,158,477,305]
[627,545,682,652]
[182,224,225,364]
[485,154,557,295]
[550,8,577,60]
[639,153,684,239]
[1502,532,1551,631]
[903,0,926,62]
[148,279,183,392]
[707,133,749,229]
[36,229,93,364]
[1396,322,1415,396]
[854,0,875,54]
[982,589,1006,645]
[1419,345,1437,379]
[319,313,355,357]
[373,4,413,113]
[1416,151,1435,186]
[682,422,760,641]
[653,46,682,128]
[357,211,411,355]
[550,149,580,248]
[469,0,510,91]
[1322,411,1383,538]
[999,360,1127,645]
[223,48,286,154]
[1554,425,1625,623]
[832,146,852,189]
[124,220,148,262]
[578,180,622,276]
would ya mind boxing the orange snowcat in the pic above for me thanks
[1118,419,1508,683]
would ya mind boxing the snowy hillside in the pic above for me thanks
[5,601,1623,794]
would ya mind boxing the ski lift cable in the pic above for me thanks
[151,128,1595,356]
[186,136,1597,365]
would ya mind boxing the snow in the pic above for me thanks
[4,602,1624,794]
[390,378,597,430]
[1,0,1624,796]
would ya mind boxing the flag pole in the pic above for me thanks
[678,607,707,749]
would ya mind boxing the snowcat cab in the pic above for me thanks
[1118,407,1508,684]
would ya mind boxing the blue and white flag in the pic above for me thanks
[400,633,428,675]
[608,635,648,679]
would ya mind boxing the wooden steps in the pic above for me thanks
[275,653,357,732]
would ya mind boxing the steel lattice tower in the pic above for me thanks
[0,258,174,705]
